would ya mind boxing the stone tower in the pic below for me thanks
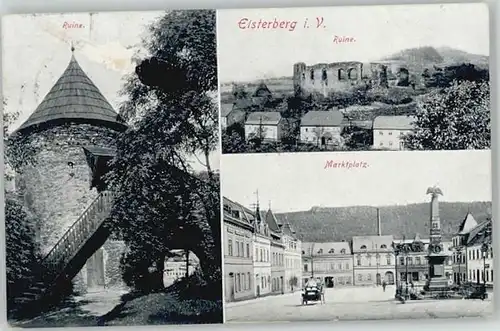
[425,186,450,290]
[13,47,128,290]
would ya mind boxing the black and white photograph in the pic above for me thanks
[221,151,493,322]
[2,10,222,327]
[218,4,490,154]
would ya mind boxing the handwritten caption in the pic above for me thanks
[63,21,85,29]
[237,17,356,43]
[324,160,369,170]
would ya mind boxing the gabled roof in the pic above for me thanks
[220,103,234,117]
[301,110,343,127]
[264,209,281,232]
[16,51,127,134]
[253,83,272,98]
[466,219,492,246]
[373,115,415,130]
[458,213,478,234]
[223,197,255,230]
[245,112,282,125]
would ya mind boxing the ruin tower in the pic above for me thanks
[293,62,307,93]
[13,47,128,290]
[425,186,450,291]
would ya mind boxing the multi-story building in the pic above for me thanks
[253,208,272,297]
[260,209,286,295]
[281,223,302,292]
[352,235,395,286]
[465,219,493,287]
[163,250,198,287]
[223,197,255,302]
[302,241,354,287]
[451,213,479,284]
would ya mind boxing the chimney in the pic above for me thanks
[377,208,382,236]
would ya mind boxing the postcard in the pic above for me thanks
[2,10,222,327]
[217,3,490,154]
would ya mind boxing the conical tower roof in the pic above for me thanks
[16,49,127,134]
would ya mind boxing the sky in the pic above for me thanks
[217,3,489,83]
[2,12,220,172]
[221,150,491,213]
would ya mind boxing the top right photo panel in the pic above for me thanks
[217,3,489,154]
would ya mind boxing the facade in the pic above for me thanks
[253,210,272,297]
[302,242,353,287]
[394,235,430,284]
[293,61,389,96]
[245,112,284,141]
[281,223,302,292]
[451,213,479,284]
[221,103,246,130]
[464,219,493,287]
[352,235,396,286]
[299,110,344,147]
[372,115,415,150]
[223,197,255,302]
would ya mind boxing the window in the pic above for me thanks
[340,249,346,254]
[235,241,239,257]
[358,274,363,281]
[380,245,387,249]
[386,255,391,265]
[304,264,308,272]
[322,68,328,82]
[360,245,367,250]
[228,240,233,256]
[367,274,372,281]
[302,250,305,255]
[338,263,342,270]
[246,244,250,258]
[345,263,350,269]
[356,255,361,266]
[329,249,335,254]
[407,257,413,265]
[388,132,393,136]
[247,272,251,290]
[318,249,323,254]
[310,69,315,81]
[389,141,393,146]
[379,131,383,135]
[400,257,405,265]
[416,257,421,265]
[380,142,383,146]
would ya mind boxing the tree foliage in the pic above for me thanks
[5,195,41,301]
[403,80,490,150]
[108,10,221,295]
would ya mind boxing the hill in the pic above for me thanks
[276,201,491,242]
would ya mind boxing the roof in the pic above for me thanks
[302,242,352,256]
[301,111,343,127]
[466,219,492,246]
[223,197,256,229]
[233,98,253,110]
[458,213,479,234]
[253,83,272,97]
[16,51,127,134]
[220,104,234,117]
[352,235,394,252]
[245,112,282,125]
[264,209,281,232]
[373,115,415,130]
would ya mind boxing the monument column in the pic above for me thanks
[425,186,449,290]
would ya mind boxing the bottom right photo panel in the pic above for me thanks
[221,150,493,323]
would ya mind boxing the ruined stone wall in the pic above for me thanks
[293,61,386,95]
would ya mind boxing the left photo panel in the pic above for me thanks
[2,10,222,327]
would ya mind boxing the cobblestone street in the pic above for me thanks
[225,286,494,322]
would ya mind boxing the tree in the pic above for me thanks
[403,80,490,150]
[107,10,221,294]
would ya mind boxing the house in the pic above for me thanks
[451,213,479,284]
[221,103,245,130]
[245,112,284,142]
[252,207,272,297]
[352,235,395,286]
[300,110,344,147]
[281,222,302,292]
[372,115,415,150]
[302,241,353,288]
[464,219,493,287]
[223,197,256,302]
[163,250,198,287]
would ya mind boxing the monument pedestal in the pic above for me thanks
[426,254,449,291]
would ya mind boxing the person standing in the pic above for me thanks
[382,280,387,292]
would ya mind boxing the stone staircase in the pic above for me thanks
[11,191,115,318]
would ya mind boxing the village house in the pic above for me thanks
[372,115,416,150]
[245,112,284,142]
[252,207,272,297]
[299,110,344,147]
[301,241,353,288]
[221,103,245,130]
[223,197,256,302]
[281,223,302,292]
